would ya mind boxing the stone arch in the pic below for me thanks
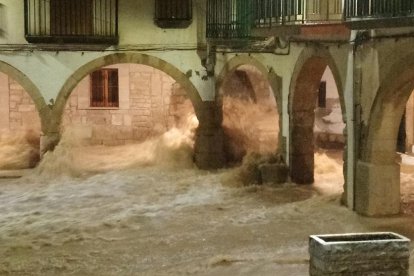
[289,47,345,184]
[216,55,283,156]
[217,55,282,111]
[356,52,414,216]
[52,53,204,134]
[0,60,49,133]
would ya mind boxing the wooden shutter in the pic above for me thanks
[91,70,105,107]
[107,69,119,107]
[90,69,119,107]
[50,0,93,36]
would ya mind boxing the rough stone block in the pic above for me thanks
[111,114,123,126]
[124,114,132,126]
[290,153,314,184]
[18,104,36,112]
[259,163,289,184]
[309,232,410,276]
[355,161,400,216]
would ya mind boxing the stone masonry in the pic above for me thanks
[309,233,410,275]
[62,64,194,145]
[0,73,41,133]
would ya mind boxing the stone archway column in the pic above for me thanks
[355,160,400,216]
[194,101,225,169]
[40,132,60,156]
[290,109,315,184]
[39,106,61,157]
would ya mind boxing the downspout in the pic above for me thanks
[345,29,359,210]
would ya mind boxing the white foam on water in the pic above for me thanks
[0,130,40,170]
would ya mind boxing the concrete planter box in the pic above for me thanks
[309,232,410,276]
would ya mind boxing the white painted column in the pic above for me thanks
[345,31,357,210]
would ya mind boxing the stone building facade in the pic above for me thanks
[62,64,193,145]
[1,0,414,216]
[0,72,40,133]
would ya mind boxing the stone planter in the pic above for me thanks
[309,232,410,276]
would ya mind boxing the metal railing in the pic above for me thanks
[253,0,343,28]
[345,0,414,19]
[24,0,118,44]
[207,0,252,39]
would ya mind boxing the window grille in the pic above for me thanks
[155,0,192,28]
[24,0,119,44]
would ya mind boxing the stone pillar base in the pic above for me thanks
[194,127,225,170]
[40,133,60,157]
[290,152,314,184]
[355,161,400,216]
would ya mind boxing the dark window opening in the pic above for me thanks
[90,69,119,108]
[50,0,93,36]
[318,81,327,108]
[155,0,192,28]
[24,0,119,44]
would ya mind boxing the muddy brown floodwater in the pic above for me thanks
[1,115,414,275]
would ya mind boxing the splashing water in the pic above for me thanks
[0,130,40,170]
[222,96,279,163]
[34,114,199,178]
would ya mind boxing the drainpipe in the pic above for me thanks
[345,30,358,210]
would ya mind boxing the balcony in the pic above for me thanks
[344,0,414,29]
[24,0,119,44]
[253,0,343,27]
[206,0,252,40]
[206,0,344,40]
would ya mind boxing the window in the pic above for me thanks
[155,0,192,28]
[90,69,119,108]
[50,0,93,36]
[318,81,327,108]
[25,0,119,44]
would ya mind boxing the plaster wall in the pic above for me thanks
[0,0,204,46]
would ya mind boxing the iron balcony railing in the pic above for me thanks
[24,0,119,44]
[344,0,414,19]
[207,0,252,39]
[207,0,344,39]
[254,0,343,28]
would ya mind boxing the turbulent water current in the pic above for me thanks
[1,115,414,275]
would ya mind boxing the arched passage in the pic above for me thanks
[0,61,48,169]
[53,53,203,132]
[62,63,196,146]
[217,55,283,164]
[0,61,48,131]
[356,52,414,216]
[46,53,218,170]
[289,50,345,184]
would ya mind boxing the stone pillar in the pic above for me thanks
[355,160,400,216]
[194,101,225,169]
[290,110,315,184]
[40,132,60,156]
